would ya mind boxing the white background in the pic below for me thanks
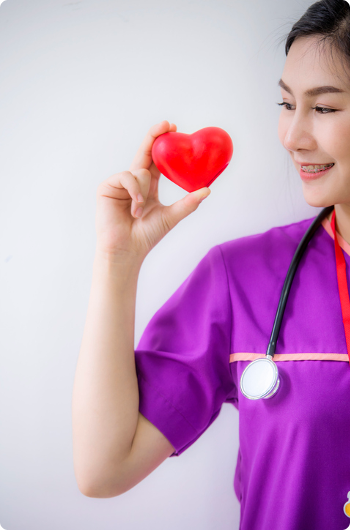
[0,0,317,528]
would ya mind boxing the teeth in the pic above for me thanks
[301,163,334,172]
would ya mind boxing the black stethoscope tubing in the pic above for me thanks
[240,204,335,400]
[267,204,334,357]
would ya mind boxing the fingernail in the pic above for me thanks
[199,194,209,203]
[137,193,143,202]
[135,207,143,217]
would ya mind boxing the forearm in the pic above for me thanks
[72,251,142,495]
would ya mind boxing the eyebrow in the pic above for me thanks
[278,78,345,97]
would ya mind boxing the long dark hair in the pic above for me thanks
[280,0,350,81]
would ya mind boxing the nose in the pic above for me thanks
[282,111,315,152]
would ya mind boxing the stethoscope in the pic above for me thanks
[240,204,335,400]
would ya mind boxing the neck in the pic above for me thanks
[327,204,350,246]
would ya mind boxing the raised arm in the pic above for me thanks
[72,121,211,498]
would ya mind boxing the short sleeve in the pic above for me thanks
[134,244,236,457]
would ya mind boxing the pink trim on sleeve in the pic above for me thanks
[229,352,349,362]
[321,217,350,257]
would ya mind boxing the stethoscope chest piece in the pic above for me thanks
[240,357,280,400]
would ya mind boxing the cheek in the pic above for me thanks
[327,118,350,159]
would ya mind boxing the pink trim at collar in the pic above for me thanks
[321,217,350,258]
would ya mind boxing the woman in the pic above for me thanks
[72,0,350,528]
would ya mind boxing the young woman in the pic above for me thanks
[72,0,350,528]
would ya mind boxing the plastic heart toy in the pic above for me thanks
[151,126,234,193]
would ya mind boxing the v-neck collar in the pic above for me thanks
[321,216,350,258]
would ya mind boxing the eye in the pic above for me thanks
[276,102,337,114]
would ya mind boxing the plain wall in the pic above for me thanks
[0,0,318,528]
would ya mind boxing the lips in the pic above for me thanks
[296,160,334,166]
[299,163,334,181]
[302,163,334,172]
[296,161,335,166]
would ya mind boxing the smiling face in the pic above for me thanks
[278,36,350,212]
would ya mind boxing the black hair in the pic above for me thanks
[279,0,350,82]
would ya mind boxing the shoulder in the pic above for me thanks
[183,214,325,293]
[218,215,316,258]
[216,215,319,278]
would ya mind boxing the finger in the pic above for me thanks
[129,168,152,217]
[147,123,177,179]
[161,187,211,231]
[146,160,162,200]
[129,121,177,173]
[100,170,148,203]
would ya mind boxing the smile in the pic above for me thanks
[299,163,335,181]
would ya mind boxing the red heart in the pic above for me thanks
[151,127,234,193]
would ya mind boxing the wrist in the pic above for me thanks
[94,247,144,273]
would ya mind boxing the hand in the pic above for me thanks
[95,120,211,263]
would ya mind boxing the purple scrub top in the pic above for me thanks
[134,214,350,530]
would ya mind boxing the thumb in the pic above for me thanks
[162,187,211,231]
